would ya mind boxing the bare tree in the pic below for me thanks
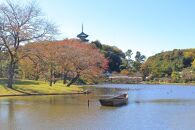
[0,0,57,88]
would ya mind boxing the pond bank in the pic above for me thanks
[0,79,86,97]
[2,84,195,130]
[142,81,195,86]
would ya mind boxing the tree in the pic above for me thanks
[58,39,108,86]
[182,68,195,83]
[133,51,146,71]
[20,39,108,87]
[171,71,180,82]
[192,59,195,70]
[124,49,133,69]
[141,49,195,81]
[91,40,102,50]
[0,51,8,78]
[125,49,133,60]
[0,1,57,88]
[140,62,150,80]
[19,42,50,81]
[135,51,146,63]
[102,45,125,72]
[21,41,61,86]
[91,41,126,73]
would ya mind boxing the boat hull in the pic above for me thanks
[99,94,128,107]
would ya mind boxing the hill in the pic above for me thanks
[141,49,195,83]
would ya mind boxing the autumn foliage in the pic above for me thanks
[19,39,108,86]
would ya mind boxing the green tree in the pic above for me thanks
[91,40,102,50]
[0,51,8,78]
[102,44,125,72]
[135,51,146,63]
[133,51,146,71]
[91,41,125,72]
[125,49,133,68]
[171,71,180,82]
[192,59,195,70]
[125,50,133,60]
[141,49,195,81]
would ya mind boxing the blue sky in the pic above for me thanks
[8,0,195,57]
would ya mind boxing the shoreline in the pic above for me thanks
[0,91,88,98]
[142,81,195,86]
[1,81,195,98]
[0,79,90,98]
[97,82,195,86]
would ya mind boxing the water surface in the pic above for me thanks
[1,84,195,130]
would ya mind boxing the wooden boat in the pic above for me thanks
[99,93,128,107]
[83,90,92,94]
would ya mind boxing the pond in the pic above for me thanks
[1,84,195,130]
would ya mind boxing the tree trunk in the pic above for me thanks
[35,75,39,81]
[53,72,57,84]
[53,80,56,84]
[67,74,80,87]
[35,66,39,80]
[49,68,53,87]
[7,61,15,88]
[63,72,68,84]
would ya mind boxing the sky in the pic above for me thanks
[5,0,195,57]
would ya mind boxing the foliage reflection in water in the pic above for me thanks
[1,84,195,130]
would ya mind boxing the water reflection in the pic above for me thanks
[1,84,195,130]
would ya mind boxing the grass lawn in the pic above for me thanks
[0,79,84,96]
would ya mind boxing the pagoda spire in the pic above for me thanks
[82,24,83,32]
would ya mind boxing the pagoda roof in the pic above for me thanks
[77,24,89,42]
[77,32,89,38]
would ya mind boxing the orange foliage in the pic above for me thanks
[20,39,108,84]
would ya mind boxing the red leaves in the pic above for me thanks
[20,39,108,81]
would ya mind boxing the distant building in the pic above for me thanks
[107,74,143,84]
[77,24,89,42]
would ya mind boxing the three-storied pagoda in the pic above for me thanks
[77,24,89,42]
